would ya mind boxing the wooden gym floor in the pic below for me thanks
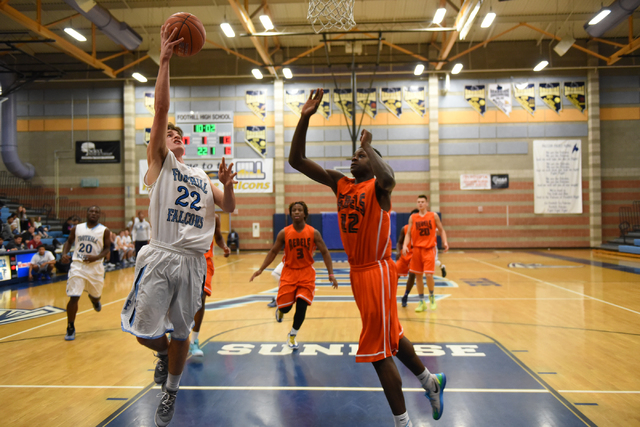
[1,249,639,426]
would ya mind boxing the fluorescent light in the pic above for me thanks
[132,72,147,82]
[433,8,447,25]
[533,60,549,72]
[259,15,274,31]
[481,12,496,28]
[459,2,481,40]
[588,9,611,26]
[220,23,235,38]
[282,68,293,79]
[252,69,263,79]
[64,27,86,42]
[451,63,463,74]
[414,64,425,75]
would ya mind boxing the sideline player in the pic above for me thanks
[290,89,447,427]
[62,206,110,341]
[189,214,230,358]
[403,195,449,312]
[120,23,237,427]
[250,201,338,349]
[397,209,418,307]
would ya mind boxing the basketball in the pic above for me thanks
[164,12,206,57]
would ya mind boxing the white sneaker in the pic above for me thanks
[287,333,299,350]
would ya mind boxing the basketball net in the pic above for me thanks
[307,0,356,33]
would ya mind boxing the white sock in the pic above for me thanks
[191,331,199,344]
[393,412,412,427]
[417,368,432,390]
[166,373,182,392]
[435,259,441,268]
[290,327,299,336]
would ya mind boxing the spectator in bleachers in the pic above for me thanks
[8,214,20,235]
[16,206,30,231]
[132,211,151,256]
[227,228,239,251]
[116,230,134,265]
[28,246,55,281]
[27,234,44,250]
[6,235,26,251]
[22,225,36,243]
[63,216,79,235]
[105,231,119,270]
[0,237,5,253]
[1,218,12,241]
[32,216,50,237]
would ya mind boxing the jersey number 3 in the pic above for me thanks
[175,186,202,211]
[340,213,359,234]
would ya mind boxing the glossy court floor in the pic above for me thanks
[1,249,639,427]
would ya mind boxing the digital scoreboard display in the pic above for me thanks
[176,111,234,160]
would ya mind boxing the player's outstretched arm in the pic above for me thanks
[314,229,338,289]
[289,89,344,194]
[402,216,413,256]
[146,24,184,187]
[250,230,285,281]
[214,215,230,257]
[360,129,395,192]
[212,157,237,213]
[434,214,449,252]
[60,226,76,264]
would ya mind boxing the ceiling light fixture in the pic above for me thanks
[283,68,293,79]
[481,12,496,28]
[451,63,463,74]
[414,64,425,75]
[433,8,447,25]
[220,23,235,37]
[64,27,87,42]
[533,60,549,72]
[588,9,611,26]
[132,72,147,82]
[252,69,264,79]
[259,15,274,31]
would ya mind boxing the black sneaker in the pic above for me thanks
[65,325,75,341]
[154,388,178,427]
[441,265,447,278]
[92,300,102,312]
[401,294,408,307]
[154,353,169,385]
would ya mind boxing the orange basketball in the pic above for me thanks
[164,12,206,57]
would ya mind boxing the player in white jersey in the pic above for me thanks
[61,206,111,341]
[120,23,237,427]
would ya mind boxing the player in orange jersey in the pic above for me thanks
[251,201,338,349]
[188,214,230,358]
[397,209,418,307]
[289,89,447,427]
[403,195,449,312]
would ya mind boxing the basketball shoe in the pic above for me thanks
[155,388,178,427]
[425,373,446,420]
[154,353,169,385]
[189,340,204,358]
[429,294,437,310]
[287,333,299,350]
[415,300,427,312]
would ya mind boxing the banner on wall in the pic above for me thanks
[144,92,155,116]
[205,159,274,193]
[380,87,402,118]
[564,82,586,113]
[75,140,120,163]
[319,88,332,119]
[246,90,267,121]
[284,89,306,117]
[460,174,510,190]
[539,83,562,114]
[356,88,377,119]
[139,159,149,195]
[333,89,354,120]
[244,126,267,158]
[464,85,486,116]
[513,83,536,116]
[488,83,512,117]
[403,86,426,117]
[533,140,582,214]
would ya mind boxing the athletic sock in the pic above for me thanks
[435,259,441,268]
[393,412,412,427]
[68,322,74,329]
[429,290,434,296]
[403,290,410,297]
[290,327,299,336]
[418,294,424,302]
[417,368,432,390]
[157,348,168,356]
[191,331,199,344]
[166,373,182,392]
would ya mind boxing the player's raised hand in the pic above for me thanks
[223,246,231,258]
[360,129,372,147]
[249,269,263,282]
[160,23,183,62]
[218,157,238,187]
[301,89,324,118]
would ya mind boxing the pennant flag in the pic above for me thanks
[284,89,306,117]
[464,85,486,116]
[403,86,426,117]
[144,92,154,115]
[488,83,512,117]
[539,83,562,114]
[246,90,267,121]
[513,83,536,116]
[318,88,332,119]
[333,89,354,120]
[245,126,267,158]
[564,82,586,113]
[356,88,377,119]
[380,87,402,118]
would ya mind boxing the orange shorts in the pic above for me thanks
[395,253,412,277]
[277,265,316,308]
[410,246,437,274]
[350,259,404,363]
[203,257,214,296]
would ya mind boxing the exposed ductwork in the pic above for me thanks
[63,0,143,51]
[0,73,35,180]
[585,0,640,38]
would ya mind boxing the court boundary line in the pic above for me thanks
[469,257,640,316]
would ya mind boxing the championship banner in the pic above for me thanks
[356,88,377,119]
[539,83,562,114]
[403,86,426,117]
[488,83,512,117]
[564,82,586,113]
[464,85,486,116]
[534,140,582,214]
[245,126,267,158]
[284,89,306,117]
[513,83,536,116]
[380,87,402,118]
[319,88,332,119]
[207,159,273,193]
[144,92,154,115]
[246,90,267,121]
[333,89,353,120]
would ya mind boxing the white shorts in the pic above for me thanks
[120,240,206,341]
[66,261,105,298]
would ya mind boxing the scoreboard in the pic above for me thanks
[175,111,234,160]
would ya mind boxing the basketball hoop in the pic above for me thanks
[307,0,356,34]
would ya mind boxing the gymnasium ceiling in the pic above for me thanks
[0,0,639,84]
